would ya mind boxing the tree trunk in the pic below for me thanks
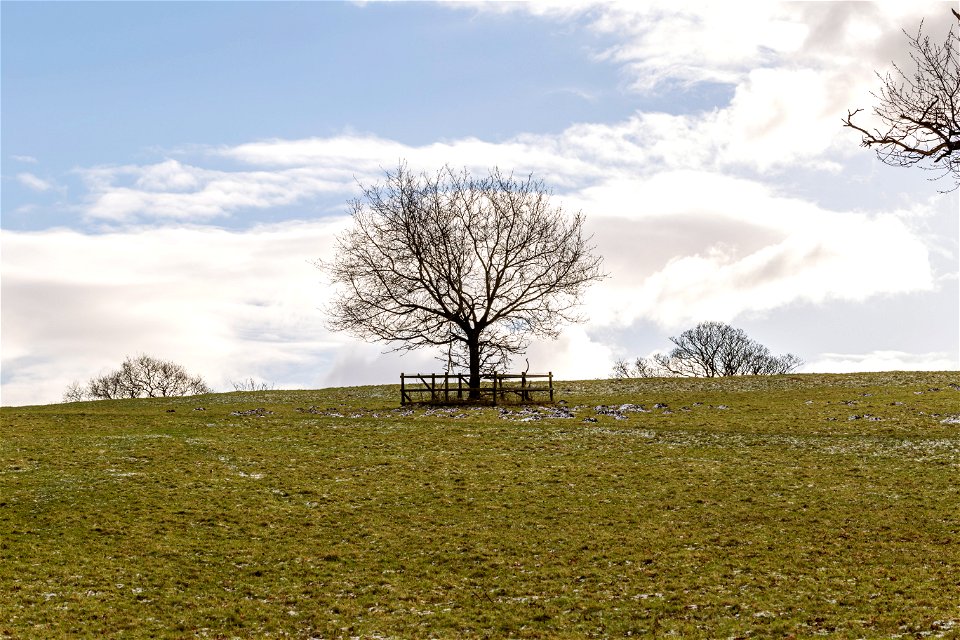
[467,332,481,400]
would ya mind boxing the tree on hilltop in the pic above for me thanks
[63,354,211,402]
[613,321,802,379]
[320,163,605,396]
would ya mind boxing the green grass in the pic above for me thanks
[2,372,959,638]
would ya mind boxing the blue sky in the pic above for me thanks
[3,3,636,195]
[2,1,958,405]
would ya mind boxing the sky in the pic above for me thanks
[2,1,958,407]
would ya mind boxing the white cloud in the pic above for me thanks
[77,160,356,222]
[572,171,936,329]
[16,172,53,192]
[591,3,808,90]
[804,350,956,373]
[11,155,39,164]
[1,222,346,405]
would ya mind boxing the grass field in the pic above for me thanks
[2,372,959,639]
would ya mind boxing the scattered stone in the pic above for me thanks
[547,406,575,419]
[193,407,206,411]
[619,403,647,413]
[423,407,468,418]
[506,406,573,421]
[230,408,273,417]
[653,403,669,409]
[594,405,627,420]
[941,416,960,425]
[582,417,598,423]
[296,406,322,414]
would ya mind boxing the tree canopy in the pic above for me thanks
[63,354,211,401]
[613,322,802,379]
[843,11,960,188]
[320,164,604,393]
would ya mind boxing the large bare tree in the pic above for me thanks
[321,164,604,396]
[843,10,960,188]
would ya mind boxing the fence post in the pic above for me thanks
[400,373,406,406]
[444,373,449,403]
[549,372,554,402]
[458,374,463,400]
[492,372,497,407]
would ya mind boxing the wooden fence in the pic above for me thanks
[400,372,554,406]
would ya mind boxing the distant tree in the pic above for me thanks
[612,355,667,379]
[63,354,211,401]
[612,322,802,379]
[320,163,604,397]
[843,10,960,189]
[62,380,87,403]
[230,377,275,392]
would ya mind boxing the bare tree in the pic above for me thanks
[320,164,604,396]
[612,322,802,379]
[843,11,960,188]
[62,380,86,403]
[611,356,667,379]
[64,354,211,401]
[230,377,275,392]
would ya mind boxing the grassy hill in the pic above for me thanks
[2,372,959,638]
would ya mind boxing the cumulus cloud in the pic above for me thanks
[0,222,347,405]
[572,171,935,329]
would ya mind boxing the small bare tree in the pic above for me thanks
[612,356,667,379]
[230,377,275,392]
[320,163,604,396]
[62,380,86,403]
[64,354,211,401]
[612,322,802,379]
[843,10,960,188]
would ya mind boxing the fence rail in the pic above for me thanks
[400,372,553,406]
